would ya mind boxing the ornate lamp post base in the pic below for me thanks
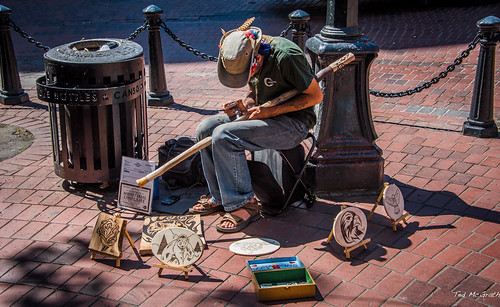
[305,0,384,195]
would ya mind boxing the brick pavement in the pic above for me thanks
[1,0,499,306]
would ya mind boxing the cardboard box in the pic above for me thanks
[247,257,316,301]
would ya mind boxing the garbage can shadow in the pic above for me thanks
[36,39,148,183]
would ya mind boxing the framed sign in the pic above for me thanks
[383,184,404,220]
[118,156,156,214]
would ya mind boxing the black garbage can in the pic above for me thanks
[36,38,148,183]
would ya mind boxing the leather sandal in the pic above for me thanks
[189,195,223,215]
[216,199,261,233]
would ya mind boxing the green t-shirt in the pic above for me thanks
[248,37,317,129]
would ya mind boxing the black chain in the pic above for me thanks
[369,32,482,97]
[280,23,293,37]
[8,18,50,51]
[280,22,312,38]
[160,21,218,62]
[127,20,148,41]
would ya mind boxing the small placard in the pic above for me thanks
[383,184,405,220]
[118,157,155,214]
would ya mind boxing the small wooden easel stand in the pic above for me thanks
[152,222,193,280]
[368,183,409,231]
[150,226,204,281]
[89,213,140,267]
[153,263,193,280]
[326,205,371,259]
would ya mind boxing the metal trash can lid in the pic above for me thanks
[44,38,143,64]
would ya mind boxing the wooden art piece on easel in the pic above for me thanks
[326,206,371,258]
[88,212,140,267]
[140,214,204,256]
[383,184,405,220]
[368,183,409,231]
[151,227,204,280]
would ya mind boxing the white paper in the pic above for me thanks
[118,156,155,215]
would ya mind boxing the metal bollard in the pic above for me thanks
[463,16,500,138]
[142,4,173,106]
[0,5,28,105]
[288,9,310,52]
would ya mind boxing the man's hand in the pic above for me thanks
[247,105,269,120]
[222,99,246,117]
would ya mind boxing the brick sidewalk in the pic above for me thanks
[1,1,499,306]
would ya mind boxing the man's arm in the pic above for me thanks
[246,78,323,120]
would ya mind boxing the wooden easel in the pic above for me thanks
[368,182,389,221]
[326,205,371,259]
[391,212,409,231]
[152,223,193,279]
[151,226,204,280]
[368,183,410,231]
[89,213,140,267]
[153,263,193,280]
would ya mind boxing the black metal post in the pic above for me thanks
[289,9,310,52]
[0,5,28,105]
[143,5,173,106]
[305,0,384,195]
[463,16,499,138]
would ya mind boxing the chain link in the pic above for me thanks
[126,20,148,41]
[8,18,50,51]
[280,23,293,37]
[280,22,312,38]
[160,21,218,62]
[369,32,482,98]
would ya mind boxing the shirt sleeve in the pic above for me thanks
[279,50,315,93]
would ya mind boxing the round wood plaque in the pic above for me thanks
[333,207,368,248]
[151,227,203,267]
[383,184,405,220]
[229,238,280,256]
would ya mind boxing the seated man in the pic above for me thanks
[189,21,323,233]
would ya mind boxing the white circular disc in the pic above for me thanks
[151,227,203,266]
[229,238,280,256]
[383,184,405,220]
[333,207,368,248]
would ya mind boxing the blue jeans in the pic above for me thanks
[196,114,309,212]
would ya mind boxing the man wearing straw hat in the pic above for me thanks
[189,19,323,233]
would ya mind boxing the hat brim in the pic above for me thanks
[217,55,253,88]
[217,27,262,88]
